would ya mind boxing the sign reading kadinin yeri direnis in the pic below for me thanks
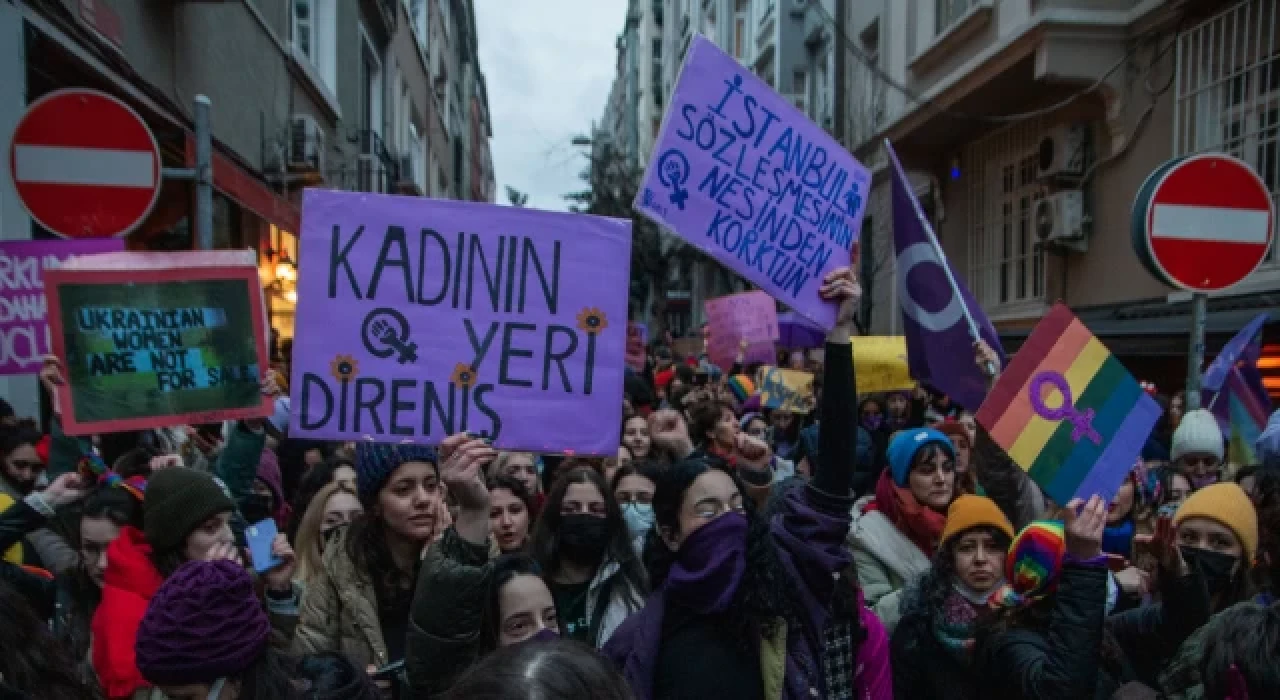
[290,190,632,456]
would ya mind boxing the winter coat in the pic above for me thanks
[90,527,166,699]
[582,556,646,649]
[1158,596,1273,700]
[846,496,931,632]
[291,525,391,669]
[405,527,494,696]
[975,562,1210,700]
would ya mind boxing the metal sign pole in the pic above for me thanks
[1186,292,1207,411]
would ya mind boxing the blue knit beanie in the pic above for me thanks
[354,443,438,503]
[887,427,955,487]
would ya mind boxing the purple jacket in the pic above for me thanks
[602,483,855,700]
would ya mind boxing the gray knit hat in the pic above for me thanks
[143,467,235,553]
[354,443,438,503]
[1171,408,1225,463]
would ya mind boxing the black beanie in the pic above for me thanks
[143,467,235,553]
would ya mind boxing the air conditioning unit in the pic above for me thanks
[1034,190,1086,250]
[1036,124,1086,179]
[289,115,324,172]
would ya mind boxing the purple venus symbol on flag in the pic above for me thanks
[1029,371,1102,444]
[657,149,690,210]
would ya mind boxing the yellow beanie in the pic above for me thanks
[0,493,25,564]
[941,494,1015,548]
[1173,482,1258,561]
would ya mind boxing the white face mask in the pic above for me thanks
[952,578,1002,605]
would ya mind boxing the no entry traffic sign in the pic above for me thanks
[1132,153,1275,292]
[9,89,162,239]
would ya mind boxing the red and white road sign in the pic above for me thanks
[1135,153,1274,292]
[8,89,162,239]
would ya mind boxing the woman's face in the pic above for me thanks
[953,530,1005,593]
[771,410,794,432]
[949,436,971,474]
[80,515,122,587]
[183,511,235,562]
[489,487,531,553]
[908,447,955,511]
[709,406,738,449]
[321,490,363,539]
[1108,480,1136,525]
[377,461,442,542]
[332,464,357,491]
[1176,517,1244,560]
[886,393,909,418]
[1167,473,1192,507]
[304,448,325,469]
[860,402,884,428]
[1169,395,1185,425]
[614,474,655,506]
[663,469,743,551]
[501,455,539,496]
[498,574,558,646]
[1180,453,1222,485]
[622,416,652,458]
[744,417,768,441]
[560,482,606,517]
[958,413,977,441]
[1,444,42,494]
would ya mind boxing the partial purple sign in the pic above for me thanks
[705,290,778,371]
[291,191,632,456]
[635,35,870,330]
[0,239,123,375]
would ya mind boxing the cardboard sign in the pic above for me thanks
[45,251,271,435]
[0,239,123,375]
[704,290,778,371]
[635,35,870,330]
[290,190,632,456]
[756,366,815,414]
[975,303,1163,505]
[852,336,916,394]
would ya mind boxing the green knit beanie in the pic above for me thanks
[144,468,235,553]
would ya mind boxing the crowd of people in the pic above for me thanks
[1,264,1278,699]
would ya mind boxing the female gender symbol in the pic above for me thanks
[1028,371,1102,445]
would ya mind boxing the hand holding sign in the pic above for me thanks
[818,265,861,331]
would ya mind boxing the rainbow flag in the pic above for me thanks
[976,303,1163,505]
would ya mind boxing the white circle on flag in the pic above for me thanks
[897,242,964,332]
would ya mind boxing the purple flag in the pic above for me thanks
[290,190,632,456]
[0,238,123,375]
[1203,312,1271,445]
[634,35,871,330]
[887,143,1004,412]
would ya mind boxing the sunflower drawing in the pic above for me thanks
[576,307,608,335]
[449,363,478,389]
[330,354,359,382]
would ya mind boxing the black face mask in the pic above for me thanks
[1180,546,1239,596]
[558,514,610,565]
[240,493,274,525]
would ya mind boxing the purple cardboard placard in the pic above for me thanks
[634,35,870,330]
[705,290,778,371]
[0,239,123,375]
[290,191,632,457]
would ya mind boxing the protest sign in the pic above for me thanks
[0,239,122,375]
[290,190,632,456]
[45,251,271,435]
[625,321,647,372]
[756,366,815,414]
[852,336,916,394]
[635,35,870,330]
[975,303,1162,505]
[705,290,777,370]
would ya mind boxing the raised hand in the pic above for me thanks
[648,409,694,459]
[261,534,297,592]
[819,265,861,336]
[41,472,90,508]
[734,433,772,472]
[438,434,496,512]
[1063,496,1108,561]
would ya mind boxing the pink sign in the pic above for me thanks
[705,291,778,371]
[0,239,123,375]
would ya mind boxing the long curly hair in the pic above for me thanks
[898,526,1011,631]
[643,458,803,651]
[0,579,103,699]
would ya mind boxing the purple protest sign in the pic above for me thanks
[0,239,123,375]
[635,35,870,330]
[705,290,778,371]
[290,190,632,456]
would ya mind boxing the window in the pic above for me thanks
[439,0,452,39]
[410,0,428,54]
[965,120,1047,310]
[1175,1,1279,269]
[793,69,808,112]
[653,117,661,139]
[733,0,747,59]
[358,25,383,142]
[292,0,337,98]
[652,0,663,27]
[293,0,313,58]
[409,122,426,193]
[936,0,977,35]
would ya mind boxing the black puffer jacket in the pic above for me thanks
[891,594,982,700]
[976,562,1210,700]
[405,526,494,696]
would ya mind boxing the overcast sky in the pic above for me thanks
[475,1,627,211]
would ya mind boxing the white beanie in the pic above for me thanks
[1171,408,1224,462]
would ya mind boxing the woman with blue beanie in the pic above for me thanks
[847,427,959,631]
[293,442,451,687]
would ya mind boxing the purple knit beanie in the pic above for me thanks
[135,559,271,685]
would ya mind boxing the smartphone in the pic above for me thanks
[245,518,282,574]
[371,659,404,679]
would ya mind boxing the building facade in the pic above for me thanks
[848,0,1279,398]
[0,0,494,415]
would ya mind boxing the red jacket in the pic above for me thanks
[91,526,164,699]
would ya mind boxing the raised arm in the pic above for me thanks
[812,265,860,498]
